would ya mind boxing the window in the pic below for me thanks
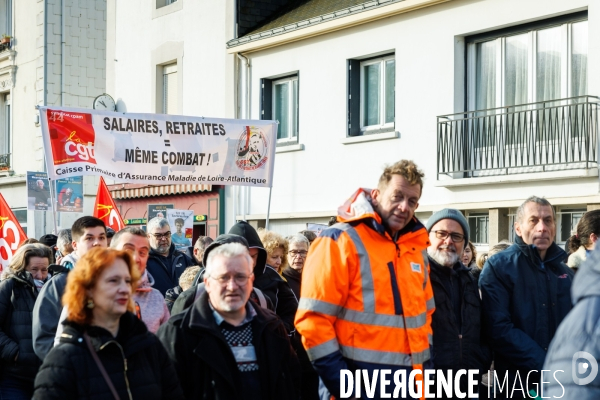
[162,63,177,114]
[468,213,489,244]
[468,15,588,110]
[556,208,585,243]
[156,0,177,8]
[12,208,26,235]
[260,74,299,144]
[348,54,395,136]
[0,93,10,168]
[0,0,11,38]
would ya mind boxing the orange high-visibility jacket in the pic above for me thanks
[295,188,434,397]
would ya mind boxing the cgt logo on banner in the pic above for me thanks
[47,110,96,165]
[0,193,27,273]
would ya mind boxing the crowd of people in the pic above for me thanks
[0,159,599,399]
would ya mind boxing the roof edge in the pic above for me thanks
[227,0,451,53]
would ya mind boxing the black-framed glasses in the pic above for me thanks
[289,250,308,257]
[433,230,465,243]
[209,273,253,286]
[150,231,171,240]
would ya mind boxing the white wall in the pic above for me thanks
[0,0,107,237]
[238,0,599,220]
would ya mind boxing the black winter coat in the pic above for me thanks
[281,266,301,300]
[147,243,196,296]
[157,291,300,400]
[0,271,42,383]
[544,247,600,398]
[479,236,573,381]
[429,258,491,373]
[33,312,184,400]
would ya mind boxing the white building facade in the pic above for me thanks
[225,0,599,249]
[0,0,107,237]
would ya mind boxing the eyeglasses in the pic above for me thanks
[209,273,253,286]
[433,230,465,243]
[150,231,171,240]
[289,250,308,257]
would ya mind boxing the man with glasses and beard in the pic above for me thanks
[426,209,490,398]
[146,217,195,296]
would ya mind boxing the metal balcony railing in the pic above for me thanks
[0,153,10,170]
[437,96,600,178]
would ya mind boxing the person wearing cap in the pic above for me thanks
[479,196,574,398]
[38,234,58,260]
[105,227,116,246]
[425,209,491,398]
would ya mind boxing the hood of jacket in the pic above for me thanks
[572,246,600,303]
[137,270,155,292]
[61,252,80,269]
[0,268,37,288]
[337,188,429,246]
[201,234,250,266]
[228,221,268,276]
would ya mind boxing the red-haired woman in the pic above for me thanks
[33,247,183,400]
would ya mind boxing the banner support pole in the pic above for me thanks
[265,186,272,230]
[48,179,59,234]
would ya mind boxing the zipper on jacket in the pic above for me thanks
[99,340,133,400]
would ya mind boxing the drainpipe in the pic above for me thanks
[237,53,250,221]
[61,0,65,107]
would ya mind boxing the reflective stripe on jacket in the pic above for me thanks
[295,188,435,395]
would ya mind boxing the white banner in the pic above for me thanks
[39,107,278,187]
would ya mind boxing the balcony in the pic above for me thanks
[437,96,600,179]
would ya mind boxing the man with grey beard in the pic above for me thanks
[426,209,490,398]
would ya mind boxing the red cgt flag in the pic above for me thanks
[93,177,125,232]
[0,193,27,273]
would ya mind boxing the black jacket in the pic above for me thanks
[229,221,298,333]
[33,312,184,400]
[281,266,301,300]
[479,236,573,379]
[157,291,300,400]
[544,247,600,398]
[0,270,42,382]
[429,257,491,373]
[147,243,196,296]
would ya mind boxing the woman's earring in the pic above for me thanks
[86,299,95,309]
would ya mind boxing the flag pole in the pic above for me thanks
[265,186,272,230]
[48,179,59,234]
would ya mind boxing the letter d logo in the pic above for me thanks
[572,351,598,385]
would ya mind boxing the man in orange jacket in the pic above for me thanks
[296,160,435,400]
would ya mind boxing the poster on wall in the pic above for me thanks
[27,171,51,211]
[39,106,278,187]
[147,204,174,221]
[166,209,194,250]
[56,176,84,213]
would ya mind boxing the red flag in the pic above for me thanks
[93,177,125,232]
[0,193,28,272]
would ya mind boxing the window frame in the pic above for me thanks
[260,73,300,146]
[556,208,586,244]
[272,75,299,144]
[466,13,588,111]
[162,63,178,115]
[359,55,395,133]
[467,212,490,245]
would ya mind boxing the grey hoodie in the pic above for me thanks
[134,271,170,333]
[544,247,600,398]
